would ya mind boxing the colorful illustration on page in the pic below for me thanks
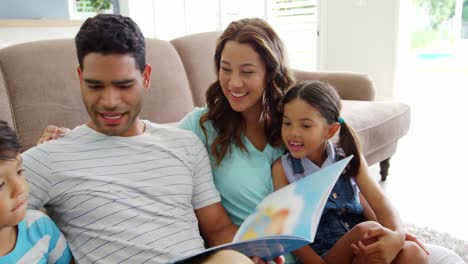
[239,185,304,240]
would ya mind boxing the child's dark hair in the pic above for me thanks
[0,121,21,160]
[75,14,146,72]
[281,80,362,177]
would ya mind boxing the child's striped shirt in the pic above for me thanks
[0,210,72,264]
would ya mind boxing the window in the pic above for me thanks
[463,0,468,38]
[126,0,318,70]
[267,0,319,70]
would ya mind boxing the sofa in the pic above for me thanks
[0,31,410,181]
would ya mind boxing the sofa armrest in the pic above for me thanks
[292,69,376,101]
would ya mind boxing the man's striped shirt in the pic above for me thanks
[23,121,221,264]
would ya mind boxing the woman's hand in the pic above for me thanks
[36,125,70,145]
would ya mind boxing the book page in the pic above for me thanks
[169,156,352,263]
[233,156,352,243]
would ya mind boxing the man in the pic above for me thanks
[22,14,275,264]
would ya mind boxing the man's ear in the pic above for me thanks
[77,66,83,85]
[327,122,341,140]
[142,64,152,89]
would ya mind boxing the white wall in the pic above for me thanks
[0,21,81,48]
[119,0,156,38]
[394,0,411,100]
[153,0,220,40]
[319,0,400,98]
[0,0,70,19]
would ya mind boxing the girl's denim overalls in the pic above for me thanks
[282,146,365,256]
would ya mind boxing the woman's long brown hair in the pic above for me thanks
[200,18,295,166]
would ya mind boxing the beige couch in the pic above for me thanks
[0,31,410,181]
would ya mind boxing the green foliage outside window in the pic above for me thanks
[414,0,456,30]
[411,0,457,50]
[462,0,468,21]
[76,0,112,13]
[89,0,113,12]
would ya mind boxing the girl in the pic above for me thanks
[272,80,428,264]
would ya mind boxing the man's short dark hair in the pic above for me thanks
[75,14,146,72]
[0,121,21,160]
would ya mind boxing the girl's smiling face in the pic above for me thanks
[282,98,337,165]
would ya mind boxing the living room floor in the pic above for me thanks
[368,54,468,242]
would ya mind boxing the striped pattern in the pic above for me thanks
[0,210,72,264]
[23,121,220,264]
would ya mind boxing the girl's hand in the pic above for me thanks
[351,252,384,264]
[36,125,70,145]
[405,232,430,255]
[351,226,404,264]
[251,255,284,264]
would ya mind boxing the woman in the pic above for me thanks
[178,18,294,227]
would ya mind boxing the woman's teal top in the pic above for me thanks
[179,107,284,226]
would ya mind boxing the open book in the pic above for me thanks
[170,156,352,263]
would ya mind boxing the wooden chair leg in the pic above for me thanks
[379,158,390,181]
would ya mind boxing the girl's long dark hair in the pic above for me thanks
[281,81,362,178]
[201,18,295,165]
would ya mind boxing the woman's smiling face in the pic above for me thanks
[218,41,267,116]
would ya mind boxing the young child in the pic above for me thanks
[0,121,73,264]
[271,81,428,264]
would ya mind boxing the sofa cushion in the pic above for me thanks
[171,32,218,107]
[0,67,14,128]
[293,70,376,101]
[0,38,194,151]
[0,39,86,151]
[141,39,194,123]
[341,100,411,164]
